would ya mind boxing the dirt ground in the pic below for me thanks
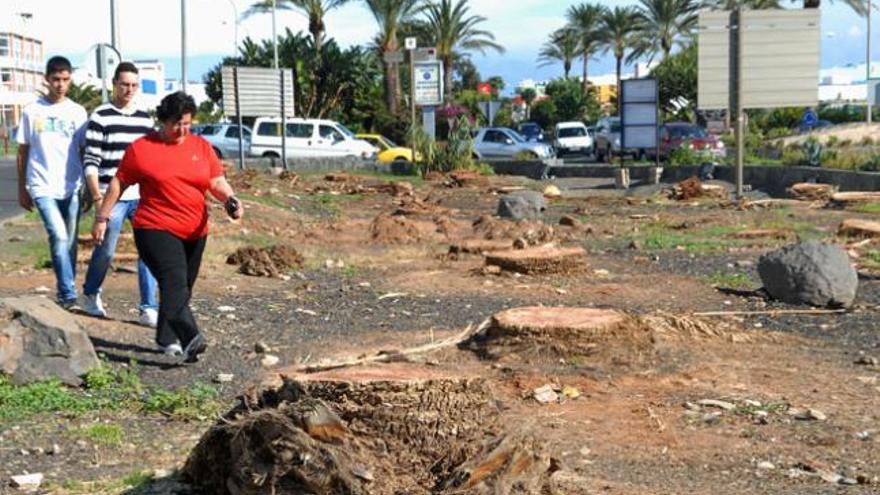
[1,167,879,494]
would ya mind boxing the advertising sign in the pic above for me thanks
[413,62,444,106]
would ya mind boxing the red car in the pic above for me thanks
[653,123,726,161]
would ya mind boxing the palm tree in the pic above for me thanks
[601,6,639,114]
[566,3,606,94]
[629,0,698,63]
[243,0,350,52]
[421,0,505,101]
[537,28,580,79]
[366,0,422,114]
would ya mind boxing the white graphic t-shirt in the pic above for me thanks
[16,97,88,199]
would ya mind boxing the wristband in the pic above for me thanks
[95,215,110,224]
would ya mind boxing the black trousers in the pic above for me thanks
[134,229,206,347]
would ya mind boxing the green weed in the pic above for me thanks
[68,423,124,445]
[238,191,287,209]
[853,203,880,214]
[0,376,92,421]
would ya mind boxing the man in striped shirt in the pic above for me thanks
[81,62,159,327]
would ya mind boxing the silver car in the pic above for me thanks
[472,127,554,160]
[195,123,252,159]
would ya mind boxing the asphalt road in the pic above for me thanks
[0,157,25,223]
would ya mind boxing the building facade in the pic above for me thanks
[0,29,42,129]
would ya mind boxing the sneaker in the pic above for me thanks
[181,333,208,364]
[58,299,78,311]
[138,308,158,328]
[161,342,184,357]
[80,294,106,317]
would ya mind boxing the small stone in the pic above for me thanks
[324,259,336,269]
[278,274,291,281]
[214,373,234,383]
[735,260,754,268]
[261,354,280,368]
[254,341,271,354]
[593,269,610,277]
[855,356,878,366]
[628,240,642,250]
[32,447,44,455]
[335,260,345,268]
[757,461,776,470]
[8,235,24,242]
[351,465,374,482]
[696,399,736,411]
[10,473,43,489]
[482,265,502,275]
[224,285,238,292]
[790,408,827,421]
[513,238,528,249]
[50,444,61,455]
[19,448,29,456]
[153,468,171,478]
[579,447,591,456]
[217,305,235,312]
[34,286,51,294]
[702,411,723,424]
[559,215,580,227]
[560,386,581,400]
[533,384,559,404]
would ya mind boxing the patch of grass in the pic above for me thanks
[852,202,880,214]
[339,264,360,277]
[863,250,880,269]
[0,363,224,422]
[238,191,288,209]
[48,470,155,494]
[705,272,753,289]
[68,423,124,445]
[0,377,93,421]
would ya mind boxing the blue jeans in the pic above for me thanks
[33,195,79,304]
[83,200,158,311]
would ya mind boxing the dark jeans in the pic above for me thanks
[133,229,206,348]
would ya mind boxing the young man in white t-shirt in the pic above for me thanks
[16,56,88,308]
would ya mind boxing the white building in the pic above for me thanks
[818,63,869,104]
[0,14,42,129]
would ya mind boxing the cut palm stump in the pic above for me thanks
[464,306,653,363]
[832,191,880,205]
[838,218,880,238]
[449,239,514,255]
[185,363,552,495]
[787,182,836,201]
[484,245,587,274]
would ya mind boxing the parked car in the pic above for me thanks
[516,122,545,142]
[553,121,593,156]
[250,117,377,159]
[593,117,622,162]
[652,122,725,161]
[472,127,554,160]
[355,133,416,163]
[193,123,252,159]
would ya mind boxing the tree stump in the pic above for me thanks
[484,246,587,274]
[465,306,652,363]
[449,239,514,256]
[832,192,880,205]
[787,182,836,201]
[839,218,880,238]
[185,363,551,495]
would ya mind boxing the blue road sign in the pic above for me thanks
[802,109,818,128]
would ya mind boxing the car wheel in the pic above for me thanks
[212,147,222,159]
[393,156,409,163]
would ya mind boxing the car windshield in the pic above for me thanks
[380,136,396,147]
[558,127,586,138]
[668,126,706,139]
[520,124,539,134]
[199,125,219,136]
[337,124,355,137]
[504,129,526,143]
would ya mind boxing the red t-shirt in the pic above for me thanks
[116,133,224,241]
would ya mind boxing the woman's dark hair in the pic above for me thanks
[156,91,196,122]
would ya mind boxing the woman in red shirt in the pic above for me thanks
[92,92,243,363]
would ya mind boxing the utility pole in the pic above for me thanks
[869,0,873,124]
[733,8,744,199]
[272,0,279,69]
[181,0,188,93]
[110,0,119,53]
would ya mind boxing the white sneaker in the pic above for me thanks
[139,308,158,328]
[81,294,107,318]
[161,342,183,357]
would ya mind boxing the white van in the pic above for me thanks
[553,121,593,157]
[250,117,378,159]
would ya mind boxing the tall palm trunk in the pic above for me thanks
[384,59,399,114]
[443,55,454,102]
[310,16,324,52]
[564,60,572,79]
[581,55,589,94]
[615,55,622,115]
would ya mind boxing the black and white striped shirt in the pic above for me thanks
[83,103,154,200]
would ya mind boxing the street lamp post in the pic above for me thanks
[272,0,278,69]
[226,0,239,58]
[181,0,188,93]
[869,0,873,124]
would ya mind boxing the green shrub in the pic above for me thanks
[782,148,806,166]
[765,127,793,140]
[860,136,875,146]
[860,154,880,172]
[823,148,865,170]
[825,135,839,148]
[668,141,713,166]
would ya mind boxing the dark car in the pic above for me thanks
[652,122,725,161]
[517,122,544,142]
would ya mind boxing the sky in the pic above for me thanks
[3,0,872,92]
